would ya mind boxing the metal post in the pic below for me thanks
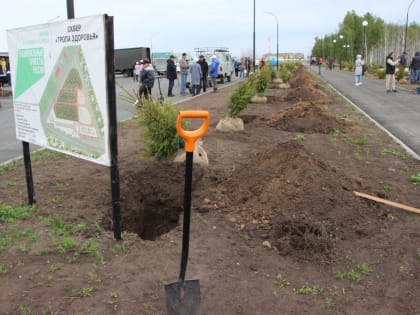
[66,0,75,19]
[362,21,368,60]
[264,12,279,72]
[105,16,122,241]
[252,0,256,72]
[22,142,35,205]
[404,0,416,53]
[276,22,279,72]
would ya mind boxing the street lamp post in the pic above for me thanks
[404,0,416,53]
[253,0,256,72]
[346,44,350,62]
[265,11,279,72]
[332,39,336,66]
[362,21,368,60]
[339,34,343,70]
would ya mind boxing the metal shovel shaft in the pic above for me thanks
[179,151,193,283]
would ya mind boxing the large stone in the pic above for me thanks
[251,95,268,103]
[216,117,244,132]
[174,140,209,166]
[273,78,283,84]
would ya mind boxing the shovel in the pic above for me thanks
[165,110,210,315]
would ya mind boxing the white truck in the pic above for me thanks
[194,47,234,83]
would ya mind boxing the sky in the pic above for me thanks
[1,0,418,58]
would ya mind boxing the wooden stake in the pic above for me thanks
[354,191,420,215]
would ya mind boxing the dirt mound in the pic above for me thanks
[283,85,332,105]
[266,101,347,133]
[290,65,319,88]
[283,66,333,105]
[222,141,373,257]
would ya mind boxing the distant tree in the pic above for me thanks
[311,11,420,65]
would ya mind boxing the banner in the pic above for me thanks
[7,15,111,166]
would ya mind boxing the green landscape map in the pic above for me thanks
[39,45,105,159]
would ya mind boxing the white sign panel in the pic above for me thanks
[7,15,111,166]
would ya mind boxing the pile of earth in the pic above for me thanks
[266,66,348,133]
[219,140,377,258]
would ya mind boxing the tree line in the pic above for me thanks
[312,10,420,66]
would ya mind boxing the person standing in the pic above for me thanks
[209,55,220,92]
[409,51,420,84]
[399,51,408,68]
[327,56,334,70]
[234,58,240,77]
[139,59,155,103]
[385,51,399,92]
[239,58,245,78]
[166,55,177,97]
[317,56,323,75]
[198,55,208,92]
[189,58,202,96]
[354,54,364,86]
[134,61,141,82]
[179,53,189,96]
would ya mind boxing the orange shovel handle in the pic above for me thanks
[176,111,210,152]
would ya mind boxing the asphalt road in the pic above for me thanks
[311,65,420,160]
[0,74,239,164]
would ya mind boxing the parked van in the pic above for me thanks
[194,47,234,83]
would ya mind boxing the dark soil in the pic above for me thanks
[1,66,420,315]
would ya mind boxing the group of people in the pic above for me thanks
[234,57,251,78]
[173,53,219,97]
[354,50,420,92]
[137,53,222,103]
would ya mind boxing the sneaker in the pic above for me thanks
[392,89,398,92]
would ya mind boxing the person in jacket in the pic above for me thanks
[189,57,202,96]
[234,58,240,77]
[198,55,209,92]
[239,58,245,78]
[139,59,155,103]
[409,51,420,84]
[385,51,399,92]
[354,54,364,86]
[166,55,177,97]
[209,55,220,92]
[179,52,189,96]
[399,51,408,67]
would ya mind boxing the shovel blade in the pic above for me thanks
[165,280,201,315]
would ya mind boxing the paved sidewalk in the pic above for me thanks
[311,66,420,159]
